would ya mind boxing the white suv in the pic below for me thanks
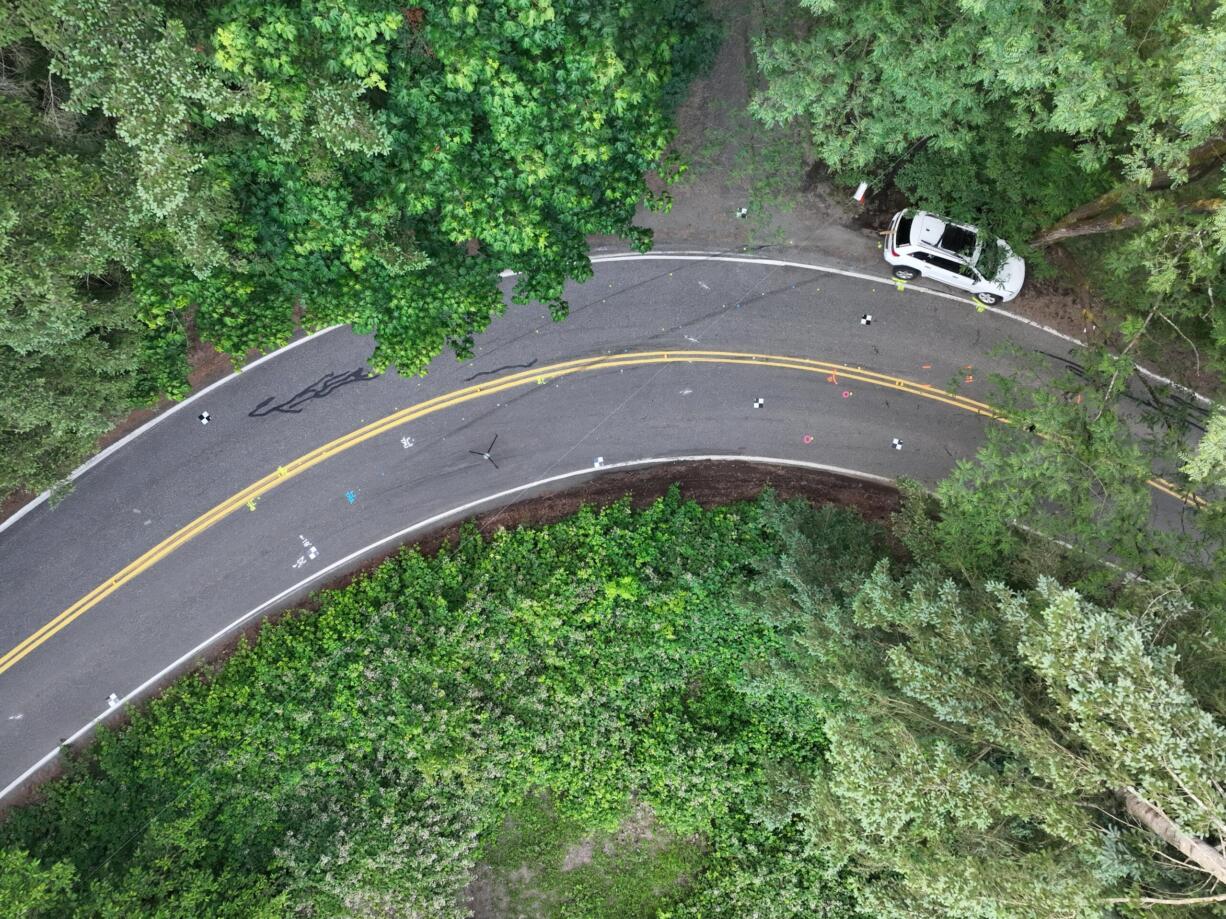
[884,210,1025,305]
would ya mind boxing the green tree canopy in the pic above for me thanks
[753,501,1226,917]
[753,0,1225,202]
[0,38,151,494]
[753,0,1226,365]
[0,0,715,494]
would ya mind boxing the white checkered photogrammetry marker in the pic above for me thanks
[753,398,765,409]
[198,411,211,425]
[861,314,872,325]
[892,438,903,450]
[736,207,748,219]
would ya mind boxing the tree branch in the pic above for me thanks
[1120,788,1226,885]
[1104,892,1226,906]
[1030,200,1223,248]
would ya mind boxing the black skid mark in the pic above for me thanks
[464,358,538,382]
[249,367,380,417]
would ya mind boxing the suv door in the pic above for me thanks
[914,252,973,291]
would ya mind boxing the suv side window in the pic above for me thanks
[926,254,963,273]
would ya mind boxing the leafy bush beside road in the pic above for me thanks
[0,491,875,916]
[4,484,1223,916]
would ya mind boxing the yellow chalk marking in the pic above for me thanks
[0,349,1204,675]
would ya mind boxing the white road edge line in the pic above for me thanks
[0,325,345,536]
[594,251,1214,406]
[0,454,890,803]
[2,250,1212,536]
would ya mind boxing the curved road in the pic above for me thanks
[0,249,1204,799]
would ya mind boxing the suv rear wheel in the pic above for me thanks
[892,266,919,281]
[975,291,1001,306]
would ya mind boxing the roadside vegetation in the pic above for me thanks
[3,1,1226,915]
[751,0,1226,376]
[2,488,1224,916]
[0,0,717,496]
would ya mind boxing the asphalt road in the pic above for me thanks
[0,249,1204,799]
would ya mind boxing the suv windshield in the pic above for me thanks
[939,224,977,258]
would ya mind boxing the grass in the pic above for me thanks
[472,794,707,918]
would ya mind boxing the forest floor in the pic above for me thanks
[466,796,705,919]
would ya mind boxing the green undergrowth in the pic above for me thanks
[473,795,705,918]
[0,488,886,917]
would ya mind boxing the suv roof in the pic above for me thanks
[906,212,979,261]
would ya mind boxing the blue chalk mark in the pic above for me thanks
[345,490,357,504]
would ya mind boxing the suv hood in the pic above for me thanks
[991,252,1026,296]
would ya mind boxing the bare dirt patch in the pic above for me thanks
[467,797,703,919]
[561,837,596,872]
[561,803,671,871]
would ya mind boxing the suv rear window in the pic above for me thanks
[939,224,977,257]
[895,213,914,247]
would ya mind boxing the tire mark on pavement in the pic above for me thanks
[464,358,537,382]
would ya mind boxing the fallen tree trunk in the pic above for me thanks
[1030,138,1226,248]
[1121,787,1226,885]
[1030,198,1224,247]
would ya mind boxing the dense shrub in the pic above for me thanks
[0,491,881,916]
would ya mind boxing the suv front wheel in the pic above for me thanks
[975,292,1001,306]
[892,267,919,281]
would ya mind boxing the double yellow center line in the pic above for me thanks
[0,349,1203,675]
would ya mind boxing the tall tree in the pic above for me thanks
[753,503,1226,916]
[144,0,717,373]
[754,0,1226,363]
[753,0,1225,218]
[0,36,150,495]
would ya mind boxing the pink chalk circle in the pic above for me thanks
[802,434,814,444]
[842,390,852,399]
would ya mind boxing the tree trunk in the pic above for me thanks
[1120,787,1226,885]
[1030,138,1226,248]
[1031,198,1223,248]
